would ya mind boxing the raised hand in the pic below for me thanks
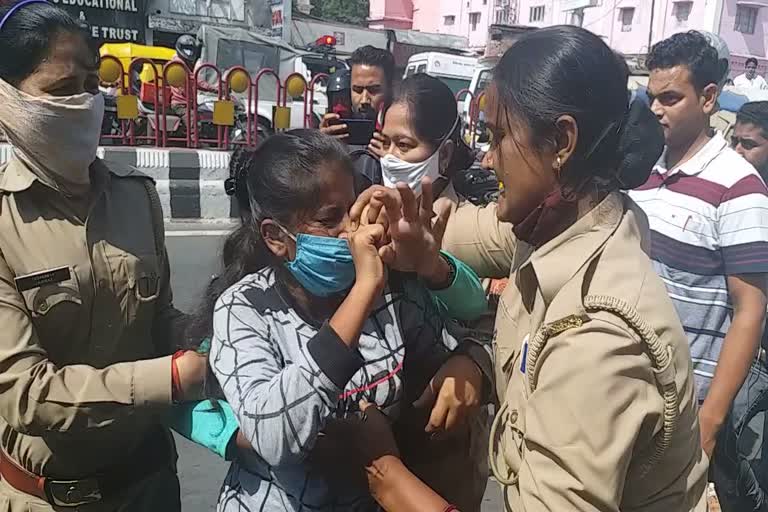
[320,113,349,140]
[413,355,483,433]
[368,132,387,158]
[347,223,388,294]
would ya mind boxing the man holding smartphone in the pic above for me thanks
[321,46,395,192]
[321,46,395,136]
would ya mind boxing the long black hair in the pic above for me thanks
[493,25,663,192]
[391,73,475,177]
[188,130,354,342]
[0,1,96,85]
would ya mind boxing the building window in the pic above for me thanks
[444,15,455,25]
[483,0,487,4]
[530,5,545,23]
[735,5,758,34]
[469,12,481,31]
[570,8,584,27]
[495,8,509,24]
[672,1,692,26]
[619,7,634,32]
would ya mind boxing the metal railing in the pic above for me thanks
[96,56,328,150]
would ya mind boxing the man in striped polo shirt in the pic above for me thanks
[630,32,768,507]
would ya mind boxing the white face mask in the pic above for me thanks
[0,78,104,194]
[380,150,442,196]
[380,116,459,196]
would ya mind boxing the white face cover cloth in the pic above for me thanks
[380,116,459,196]
[0,78,104,194]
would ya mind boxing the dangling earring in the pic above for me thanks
[553,155,563,177]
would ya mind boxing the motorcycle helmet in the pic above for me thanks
[696,30,731,90]
[175,34,201,66]
[327,69,352,117]
[327,69,350,93]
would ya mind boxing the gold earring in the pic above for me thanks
[554,156,563,174]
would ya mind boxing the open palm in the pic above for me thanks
[375,180,450,276]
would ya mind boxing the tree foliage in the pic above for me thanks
[309,0,370,26]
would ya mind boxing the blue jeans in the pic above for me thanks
[712,360,768,511]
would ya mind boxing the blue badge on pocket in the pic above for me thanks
[520,334,529,373]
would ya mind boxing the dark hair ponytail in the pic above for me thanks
[188,130,353,342]
[614,100,664,189]
[392,73,476,178]
[493,25,663,193]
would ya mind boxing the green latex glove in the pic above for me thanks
[170,399,239,460]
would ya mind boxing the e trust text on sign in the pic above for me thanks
[51,0,139,12]
[50,0,146,43]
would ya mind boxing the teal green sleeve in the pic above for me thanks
[169,399,239,460]
[427,251,488,322]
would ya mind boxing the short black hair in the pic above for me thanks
[647,31,720,91]
[0,1,94,85]
[737,101,768,136]
[348,45,395,87]
[746,57,759,68]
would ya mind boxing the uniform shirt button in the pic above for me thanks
[510,410,518,424]
[39,303,49,313]
[98,279,108,289]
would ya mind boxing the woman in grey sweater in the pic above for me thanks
[197,131,492,512]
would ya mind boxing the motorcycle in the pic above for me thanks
[454,160,499,207]
[100,91,268,148]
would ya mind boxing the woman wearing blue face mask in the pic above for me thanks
[194,130,492,512]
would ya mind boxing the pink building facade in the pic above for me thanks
[370,0,768,73]
[514,0,768,74]
[369,0,517,50]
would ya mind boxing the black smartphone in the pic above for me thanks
[341,118,375,146]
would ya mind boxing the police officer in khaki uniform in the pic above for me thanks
[345,26,709,512]
[0,2,206,510]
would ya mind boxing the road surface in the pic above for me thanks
[164,221,504,511]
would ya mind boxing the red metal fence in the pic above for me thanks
[97,56,328,150]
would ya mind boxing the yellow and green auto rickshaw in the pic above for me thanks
[99,42,176,96]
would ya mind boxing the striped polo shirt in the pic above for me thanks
[629,133,768,403]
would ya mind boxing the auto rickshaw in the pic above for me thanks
[99,42,176,96]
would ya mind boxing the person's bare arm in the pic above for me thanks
[330,224,386,346]
[356,401,455,512]
[700,273,767,456]
[368,455,453,512]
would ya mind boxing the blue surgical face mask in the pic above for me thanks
[279,226,356,297]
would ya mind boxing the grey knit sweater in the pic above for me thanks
[210,267,485,512]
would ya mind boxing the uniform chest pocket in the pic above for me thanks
[490,383,527,487]
[493,294,524,391]
[18,266,82,319]
[119,254,161,324]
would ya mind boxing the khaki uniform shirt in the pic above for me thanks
[0,157,186,478]
[443,192,708,511]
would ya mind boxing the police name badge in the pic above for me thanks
[520,333,530,373]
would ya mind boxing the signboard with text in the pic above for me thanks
[270,0,284,39]
[51,0,146,44]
